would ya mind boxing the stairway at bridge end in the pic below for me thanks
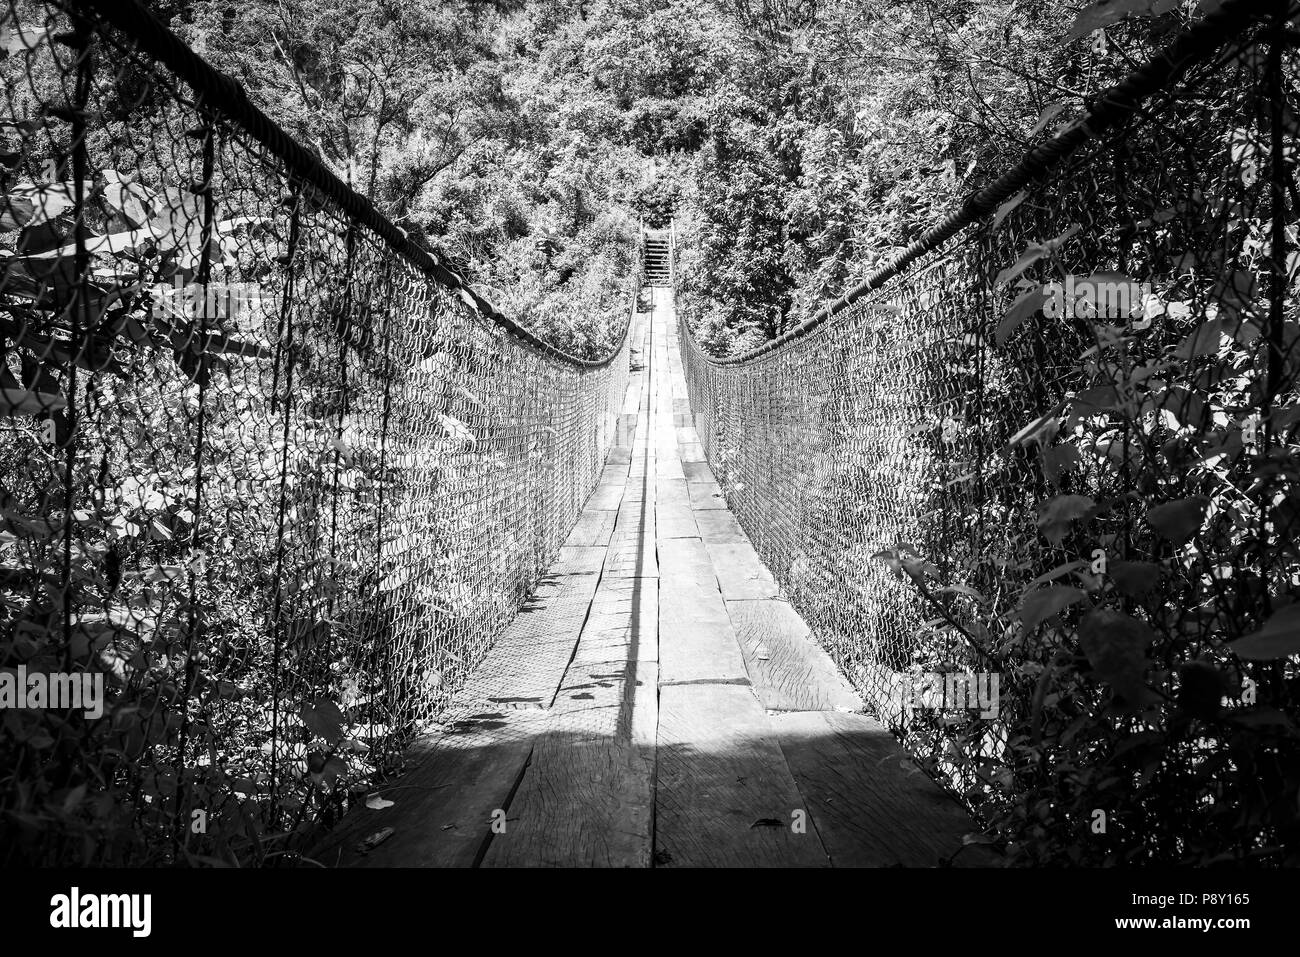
[642,225,672,287]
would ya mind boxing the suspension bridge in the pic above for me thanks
[315,276,984,867]
[0,0,1294,868]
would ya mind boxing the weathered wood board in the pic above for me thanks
[772,710,996,867]
[655,683,829,868]
[726,599,863,712]
[657,538,747,684]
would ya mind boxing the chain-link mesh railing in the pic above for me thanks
[0,0,630,865]
[680,0,1300,864]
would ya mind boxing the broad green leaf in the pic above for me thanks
[1041,444,1080,487]
[1073,383,1125,412]
[1020,585,1086,634]
[144,564,185,583]
[1146,497,1207,547]
[1029,560,1087,587]
[1173,318,1230,359]
[0,387,66,416]
[991,191,1026,230]
[99,170,152,227]
[1009,401,1065,446]
[320,755,348,787]
[1153,386,1205,429]
[0,26,53,57]
[0,194,33,231]
[935,584,986,601]
[1230,604,1300,660]
[5,182,72,229]
[1029,102,1068,139]
[872,549,904,580]
[1079,608,1156,704]
[301,698,346,745]
[1068,0,1179,40]
[437,413,475,447]
[995,287,1046,346]
[1037,494,1095,546]
[1210,270,1257,313]
[900,556,941,581]
[994,245,1046,290]
[1110,561,1160,596]
[288,619,332,647]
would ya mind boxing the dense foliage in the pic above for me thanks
[3,0,1296,866]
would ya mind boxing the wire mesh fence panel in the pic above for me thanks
[680,6,1300,864]
[0,0,629,864]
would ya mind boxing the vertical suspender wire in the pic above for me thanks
[371,254,396,774]
[172,115,217,859]
[267,189,303,835]
[55,11,94,866]
[61,8,92,677]
[1264,1,1290,700]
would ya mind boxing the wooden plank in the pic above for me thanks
[607,447,632,465]
[694,509,746,543]
[655,457,686,481]
[655,477,690,508]
[627,448,653,477]
[621,382,643,416]
[655,684,829,868]
[657,538,747,684]
[705,542,779,600]
[682,461,715,483]
[772,711,995,867]
[585,481,625,512]
[573,574,658,664]
[726,599,863,712]
[618,470,654,503]
[688,480,725,510]
[602,495,658,579]
[481,660,658,867]
[675,425,701,446]
[619,412,639,445]
[655,503,698,540]
[317,706,545,868]
[564,509,617,547]
[455,546,605,709]
[657,534,714,578]
[679,441,705,463]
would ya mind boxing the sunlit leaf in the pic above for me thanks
[1068,0,1179,40]
[0,26,53,57]
[991,190,1026,230]
[995,287,1047,346]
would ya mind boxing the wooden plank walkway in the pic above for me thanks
[315,289,991,868]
